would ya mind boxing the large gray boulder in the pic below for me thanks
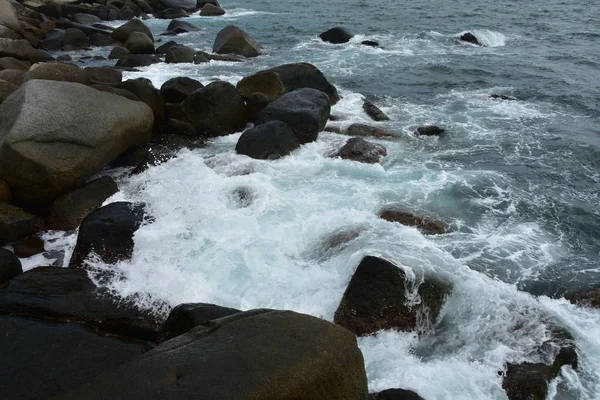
[0,0,24,36]
[0,38,51,63]
[111,19,153,42]
[124,31,154,54]
[61,310,369,400]
[0,80,153,205]
[212,25,261,57]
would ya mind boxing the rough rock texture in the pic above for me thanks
[380,209,449,235]
[0,38,51,63]
[0,57,30,71]
[111,18,153,42]
[124,31,154,54]
[567,288,600,308]
[89,32,114,47]
[115,53,161,67]
[200,3,225,16]
[69,201,145,268]
[369,389,425,400]
[415,125,445,136]
[0,69,25,86]
[236,70,286,101]
[0,203,41,243]
[155,8,188,19]
[182,80,247,137]
[86,66,122,85]
[0,78,17,103]
[160,76,203,103]
[0,315,149,400]
[334,256,451,336]
[117,78,165,128]
[166,19,199,34]
[25,62,89,84]
[0,267,160,340]
[245,91,271,122]
[62,28,89,50]
[61,310,369,400]
[263,62,339,104]
[363,100,389,121]
[319,27,354,44]
[346,123,394,138]
[333,137,387,164]
[165,44,195,63]
[0,248,21,283]
[47,176,119,231]
[256,88,330,144]
[236,120,300,160]
[162,302,240,340]
[212,24,261,57]
[0,80,153,205]
[108,45,130,59]
[0,0,24,36]
[13,235,44,258]
[155,40,178,54]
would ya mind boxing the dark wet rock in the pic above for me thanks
[0,69,25,87]
[118,6,136,20]
[322,229,361,256]
[85,66,122,85]
[89,32,114,46]
[124,31,154,54]
[0,179,10,203]
[160,76,203,103]
[245,91,271,122]
[346,123,394,138]
[162,302,240,340]
[363,100,389,121]
[47,177,119,231]
[491,94,517,101]
[0,56,30,71]
[0,0,23,36]
[69,201,145,268]
[72,13,102,24]
[56,54,72,62]
[118,78,165,129]
[380,209,449,235]
[502,363,556,400]
[334,256,451,336]
[153,0,197,12]
[415,125,446,136]
[91,84,139,101]
[0,203,41,243]
[0,266,160,340]
[111,18,153,42]
[333,137,387,164]
[263,62,339,104]
[256,88,330,144]
[116,53,161,67]
[0,80,152,205]
[54,19,113,37]
[361,40,379,47]
[165,102,188,120]
[24,62,90,84]
[155,39,178,54]
[166,19,199,34]
[229,187,253,208]
[62,28,89,50]
[236,120,300,160]
[200,3,225,16]
[369,388,425,400]
[61,310,369,400]
[460,32,481,46]
[193,51,211,63]
[236,70,286,101]
[567,288,600,308]
[111,146,150,170]
[0,38,52,63]
[155,7,189,19]
[0,78,17,103]
[197,0,220,7]
[13,236,44,258]
[137,0,155,14]
[213,24,261,57]
[194,51,245,63]
[319,27,354,44]
[165,44,195,63]
[324,125,342,134]
[0,248,21,283]
[0,315,149,400]
[0,26,21,40]
[182,80,247,137]
[164,118,197,136]
[108,45,130,59]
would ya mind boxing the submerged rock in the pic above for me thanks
[334,256,451,336]
[213,24,261,57]
[333,137,387,164]
[162,302,240,340]
[380,209,449,235]
[361,40,380,47]
[363,99,389,121]
[319,27,354,44]
[155,8,188,19]
[369,388,425,400]
[165,44,196,63]
[115,53,161,67]
[414,125,446,136]
[460,32,481,46]
[567,288,600,308]
[491,94,517,101]
[236,120,300,160]
[346,123,394,138]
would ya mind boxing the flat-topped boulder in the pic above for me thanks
[0,80,153,205]
[213,24,261,57]
[319,27,354,44]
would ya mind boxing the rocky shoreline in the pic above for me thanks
[0,0,596,399]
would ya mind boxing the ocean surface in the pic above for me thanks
[34,0,600,398]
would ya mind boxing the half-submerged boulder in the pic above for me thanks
[380,208,449,235]
[345,123,394,138]
[334,256,451,336]
[319,27,354,44]
[212,24,261,57]
[0,80,153,205]
[61,310,369,400]
[333,137,387,164]
[567,288,600,308]
[369,388,425,400]
[162,302,240,340]
[124,31,154,54]
[69,201,145,268]
[236,70,287,101]
[111,19,154,43]
[235,120,300,160]
[460,32,481,46]
[166,19,200,34]
[363,100,389,121]
[256,88,330,144]
[263,62,339,104]
[200,3,225,16]
[0,203,41,243]
[414,125,445,136]
[165,44,196,63]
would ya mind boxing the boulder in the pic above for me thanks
[166,19,200,34]
[380,209,448,235]
[460,32,481,46]
[369,389,425,400]
[0,80,153,205]
[0,203,41,243]
[155,8,188,18]
[0,79,17,103]
[363,100,389,121]
[0,248,21,283]
[567,288,600,308]
[0,56,29,71]
[55,19,113,37]
[0,179,10,203]
[69,201,145,267]
[72,13,102,24]
[108,46,130,59]
[236,70,286,101]
[61,310,369,400]
[0,38,51,63]
[117,78,165,128]
[91,84,139,101]
[0,266,160,340]
[334,256,451,336]
[47,177,118,231]
[245,91,270,122]
[160,76,203,103]
[361,40,379,47]
[62,28,89,50]
[200,3,225,16]
[137,0,154,14]
[319,27,354,44]
[415,125,445,136]
[197,0,219,7]
[0,315,149,400]
[25,62,90,84]
[111,18,153,42]
[0,26,21,40]
[0,69,24,86]
[212,24,261,57]
[345,123,394,138]
[194,50,244,63]
[0,0,24,36]
[164,118,197,136]
[182,80,247,137]
[256,88,330,144]
[40,30,66,52]
[165,44,195,63]
[162,302,240,340]
[85,66,122,85]
[333,137,387,164]
[263,62,339,104]
[124,31,154,54]
[13,235,44,257]
[118,6,136,20]
[115,53,161,67]
[236,120,300,160]
[155,40,178,54]
[152,0,197,13]
[491,94,517,101]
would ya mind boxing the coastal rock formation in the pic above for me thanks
[0,248,21,284]
[166,19,199,34]
[61,310,369,400]
[0,79,17,103]
[200,3,226,16]
[0,203,41,243]
[160,76,203,103]
[333,137,387,164]
[0,0,24,36]
[363,99,390,121]
[236,70,287,101]
[212,24,261,57]
[263,62,340,104]
[236,120,300,160]
[567,288,600,308]
[162,302,240,340]
[256,88,330,144]
[165,44,196,63]
[415,125,446,136]
[155,8,188,19]
[115,53,161,67]
[25,62,89,84]
[124,31,154,54]
[13,235,44,258]
[319,27,354,44]
[0,38,51,63]
[334,256,451,336]
[369,388,425,400]
[460,32,481,46]
[117,78,165,129]
[380,208,449,235]
[111,19,153,42]
[245,91,271,121]
[345,123,394,138]
[0,80,153,205]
